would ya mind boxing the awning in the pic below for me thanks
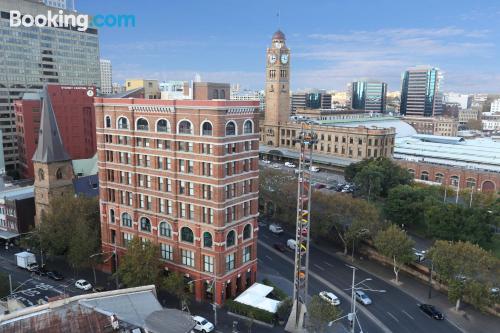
[234,283,281,313]
[0,229,19,240]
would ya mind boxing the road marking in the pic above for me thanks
[313,264,325,271]
[323,261,334,267]
[387,311,399,322]
[265,255,273,261]
[401,310,414,320]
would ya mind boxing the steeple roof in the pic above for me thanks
[32,86,71,163]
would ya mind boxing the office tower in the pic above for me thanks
[291,90,332,113]
[400,67,443,117]
[100,60,113,95]
[96,97,260,304]
[0,0,100,170]
[351,81,387,113]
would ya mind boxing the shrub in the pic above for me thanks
[276,297,293,321]
[261,279,288,301]
[225,299,275,324]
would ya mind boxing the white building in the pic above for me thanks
[159,80,188,100]
[100,59,113,95]
[490,99,500,113]
[444,92,471,109]
[231,89,265,112]
[482,112,500,131]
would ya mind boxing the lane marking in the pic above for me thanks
[387,311,399,322]
[401,310,414,320]
[313,264,325,271]
[323,261,334,267]
[265,255,273,261]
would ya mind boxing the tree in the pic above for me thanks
[374,225,415,284]
[162,271,191,309]
[307,295,342,333]
[276,297,293,322]
[466,119,483,131]
[116,237,164,288]
[354,163,384,201]
[259,168,297,227]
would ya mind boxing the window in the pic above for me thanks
[160,243,173,260]
[243,245,251,263]
[118,117,128,129]
[136,118,149,131]
[420,171,429,181]
[38,168,44,181]
[109,209,115,224]
[226,230,236,247]
[159,221,171,238]
[451,176,459,187]
[181,227,194,243]
[243,120,253,134]
[213,89,219,99]
[225,121,237,136]
[178,120,193,134]
[202,121,213,136]
[122,213,132,227]
[203,232,213,248]
[225,253,235,272]
[204,256,214,273]
[105,116,111,128]
[435,173,444,184]
[243,224,252,240]
[140,217,151,232]
[123,233,133,247]
[466,178,476,188]
[181,249,194,267]
[156,119,170,132]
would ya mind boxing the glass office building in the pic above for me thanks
[400,67,443,117]
[0,0,100,170]
[351,81,387,113]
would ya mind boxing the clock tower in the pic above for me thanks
[264,30,290,126]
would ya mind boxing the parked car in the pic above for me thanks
[273,243,287,252]
[262,159,271,164]
[287,239,297,250]
[319,291,340,306]
[314,183,326,189]
[192,315,214,333]
[418,304,444,320]
[284,162,296,168]
[32,266,48,276]
[310,166,320,172]
[46,271,64,281]
[271,163,281,169]
[413,249,426,262]
[335,184,346,192]
[75,279,92,291]
[269,224,284,234]
[355,290,372,305]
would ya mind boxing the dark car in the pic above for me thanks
[314,183,326,189]
[273,243,286,252]
[418,304,444,320]
[32,266,48,276]
[335,184,345,192]
[46,271,64,281]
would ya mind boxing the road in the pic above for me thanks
[258,227,465,333]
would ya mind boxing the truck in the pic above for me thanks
[15,252,38,271]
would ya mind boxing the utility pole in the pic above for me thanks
[349,266,357,333]
[212,278,218,326]
[455,177,460,204]
[9,274,12,296]
[114,242,119,289]
[428,260,434,299]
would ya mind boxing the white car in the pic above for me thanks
[285,162,296,168]
[355,290,372,305]
[262,159,271,164]
[269,224,284,234]
[287,239,296,250]
[271,163,281,169]
[319,291,340,306]
[413,248,426,262]
[192,315,214,333]
[75,279,92,291]
[310,166,320,172]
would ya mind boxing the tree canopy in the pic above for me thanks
[307,295,342,333]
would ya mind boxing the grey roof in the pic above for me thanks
[103,87,144,98]
[316,117,417,138]
[32,86,71,163]
[73,175,99,197]
[260,145,357,167]
[145,309,196,333]
[72,154,98,176]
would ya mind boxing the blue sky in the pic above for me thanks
[78,0,500,93]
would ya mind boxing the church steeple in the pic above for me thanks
[32,86,70,163]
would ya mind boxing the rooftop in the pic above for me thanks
[314,116,416,138]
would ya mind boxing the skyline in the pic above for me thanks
[78,0,500,93]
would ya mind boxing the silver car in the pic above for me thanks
[355,290,372,305]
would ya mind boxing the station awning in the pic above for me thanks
[0,229,19,240]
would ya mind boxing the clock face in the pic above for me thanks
[87,89,94,97]
[281,54,289,64]
[269,53,277,64]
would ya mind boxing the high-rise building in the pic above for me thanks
[443,93,471,110]
[350,81,387,113]
[291,91,332,113]
[96,97,260,304]
[100,60,113,95]
[400,67,443,117]
[0,0,100,170]
[15,85,97,179]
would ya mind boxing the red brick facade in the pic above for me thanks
[396,160,499,192]
[95,98,260,304]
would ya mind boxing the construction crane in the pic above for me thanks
[286,125,318,332]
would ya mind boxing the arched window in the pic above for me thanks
[202,121,213,136]
[243,224,252,240]
[136,118,149,131]
[56,168,63,180]
[226,230,236,247]
[225,121,236,136]
[140,217,151,232]
[435,173,444,183]
[220,90,225,99]
[118,117,128,129]
[466,178,476,188]
[122,213,132,227]
[159,221,172,237]
[38,168,44,181]
[243,120,253,134]
[203,232,212,248]
[181,227,194,243]
[213,89,219,99]
[407,169,415,178]
[156,119,170,133]
[109,209,115,224]
[178,120,193,135]
[450,176,459,187]
[420,171,429,181]
[105,116,111,128]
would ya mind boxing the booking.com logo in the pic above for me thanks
[9,10,136,31]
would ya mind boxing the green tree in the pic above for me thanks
[116,237,164,288]
[374,225,415,284]
[276,297,293,321]
[162,271,191,309]
[307,295,342,333]
[259,168,297,227]
[354,163,384,201]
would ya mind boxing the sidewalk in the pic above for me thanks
[313,240,500,333]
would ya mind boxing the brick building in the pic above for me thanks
[15,85,97,179]
[95,97,260,304]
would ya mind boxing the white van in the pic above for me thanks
[287,239,297,250]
